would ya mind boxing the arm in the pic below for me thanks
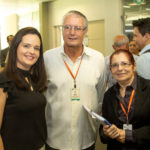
[100,89,124,144]
[0,88,8,150]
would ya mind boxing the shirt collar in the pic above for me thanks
[114,75,137,93]
[139,44,150,55]
[60,45,91,58]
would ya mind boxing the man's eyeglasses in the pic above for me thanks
[63,25,86,32]
[110,62,132,70]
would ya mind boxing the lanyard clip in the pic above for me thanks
[74,80,76,88]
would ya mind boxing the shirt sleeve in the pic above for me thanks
[125,129,136,143]
[0,73,14,94]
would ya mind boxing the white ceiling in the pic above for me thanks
[0,0,54,16]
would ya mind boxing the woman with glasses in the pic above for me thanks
[99,49,150,150]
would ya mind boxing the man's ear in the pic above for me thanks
[112,45,115,50]
[144,33,150,40]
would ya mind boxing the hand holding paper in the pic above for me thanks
[83,105,111,126]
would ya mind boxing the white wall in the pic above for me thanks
[1,14,18,49]
[0,10,39,49]
[47,0,123,56]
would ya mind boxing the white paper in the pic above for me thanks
[83,105,111,126]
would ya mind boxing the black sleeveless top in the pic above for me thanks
[0,69,47,150]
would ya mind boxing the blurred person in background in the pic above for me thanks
[0,35,14,67]
[129,40,140,61]
[105,34,129,89]
[133,17,150,79]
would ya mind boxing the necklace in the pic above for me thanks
[25,77,33,91]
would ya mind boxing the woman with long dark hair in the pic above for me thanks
[0,27,47,150]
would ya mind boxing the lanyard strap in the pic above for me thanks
[119,89,135,122]
[63,55,83,88]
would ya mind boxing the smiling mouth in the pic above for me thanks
[68,37,77,40]
[117,72,127,75]
[25,55,35,60]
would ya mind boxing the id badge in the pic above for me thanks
[71,87,80,101]
[123,124,132,130]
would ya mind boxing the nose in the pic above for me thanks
[118,64,123,70]
[69,27,76,34]
[29,47,35,54]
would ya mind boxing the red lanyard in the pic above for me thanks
[119,89,135,122]
[63,55,83,88]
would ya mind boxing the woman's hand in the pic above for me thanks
[103,124,125,143]
[103,124,119,139]
[116,128,125,143]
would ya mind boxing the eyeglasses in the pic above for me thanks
[110,62,132,70]
[63,25,86,32]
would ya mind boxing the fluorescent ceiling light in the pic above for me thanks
[126,15,150,21]
[123,6,131,8]
[125,29,133,33]
[125,23,132,26]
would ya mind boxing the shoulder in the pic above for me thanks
[0,73,9,89]
[44,47,63,69]
[44,47,61,57]
[104,85,117,102]
[0,73,14,93]
[84,46,104,58]
[137,75,150,88]
[105,86,115,96]
[84,46,105,67]
[0,72,9,83]
[102,86,116,108]
[138,47,150,61]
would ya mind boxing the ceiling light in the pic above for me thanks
[125,29,134,33]
[123,5,131,8]
[125,23,132,26]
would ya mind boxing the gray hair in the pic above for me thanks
[62,10,88,29]
[113,35,129,47]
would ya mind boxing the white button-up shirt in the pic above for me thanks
[44,46,106,150]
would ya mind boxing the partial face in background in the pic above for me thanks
[133,27,146,50]
[63,14,87,48]
[110,52,136,84]
[7,36,14,46]
[129,40,139,55]
[16,34,40,70]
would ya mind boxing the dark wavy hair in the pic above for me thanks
[132,17,150,36]
[3,27,47,92]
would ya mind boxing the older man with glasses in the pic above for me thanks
[44,10,106,150]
